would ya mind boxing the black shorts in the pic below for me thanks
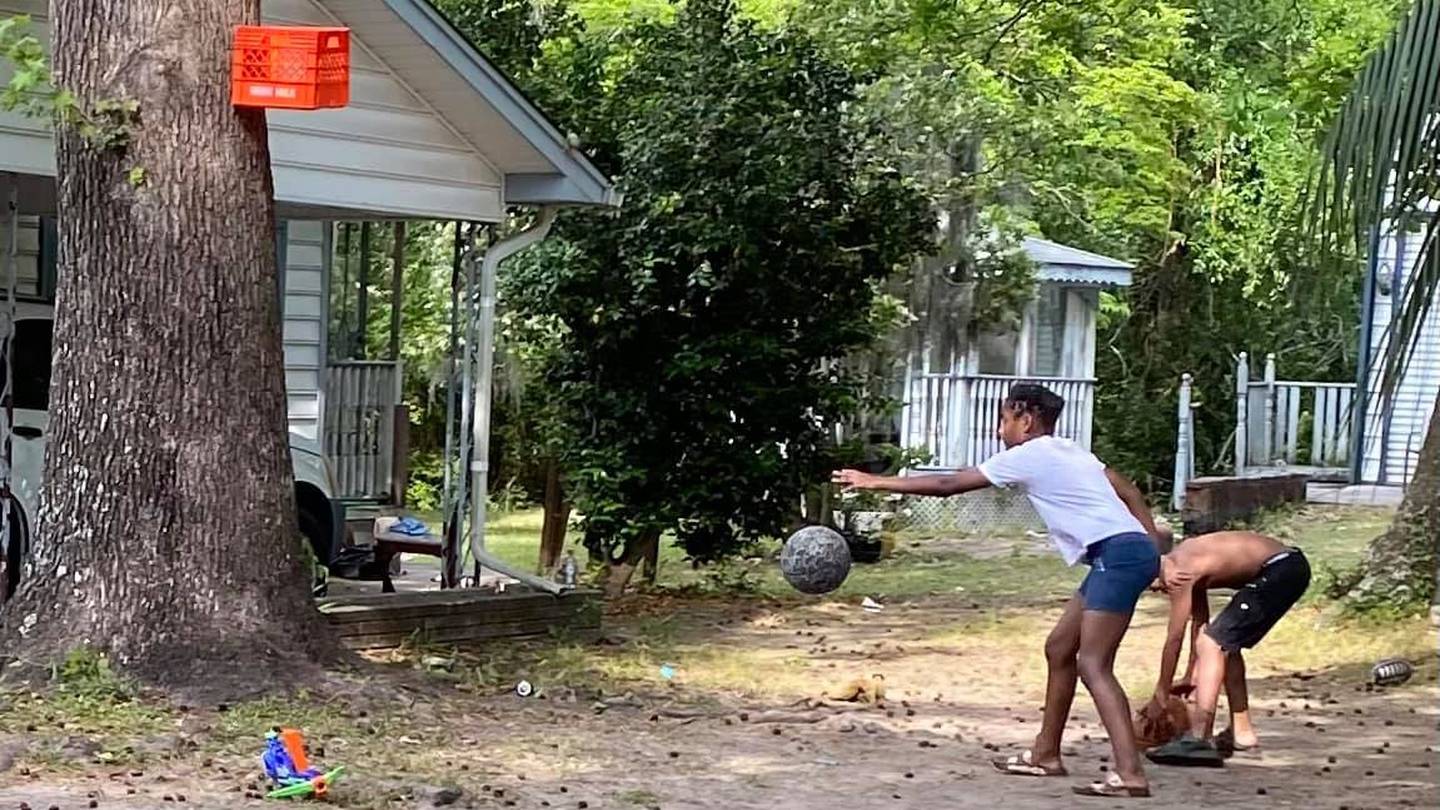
[1206,549,1311,652]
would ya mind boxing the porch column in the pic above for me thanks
[1015,300,1037,377]
[1060,288,1096,379]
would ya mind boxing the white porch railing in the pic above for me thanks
[325,360,403,500]
[901,373,1097,469]
[1235,352,1355,479]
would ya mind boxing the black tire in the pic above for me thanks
[298,507,329,599]
[3,504,28,602]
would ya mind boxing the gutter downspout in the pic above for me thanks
[468,206,561,594]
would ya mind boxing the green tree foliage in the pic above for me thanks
[495,0,933,573]
[792,0,1401,483]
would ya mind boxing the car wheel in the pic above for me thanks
[3,504,28,602]
[298,507,329,599]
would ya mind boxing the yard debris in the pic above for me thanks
[659,663,678,681]
[861,597,883,613]
[422,656,456,672]
[514,680,534,698]
[820,674,886,705]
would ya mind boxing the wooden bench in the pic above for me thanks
[371,517,444,593]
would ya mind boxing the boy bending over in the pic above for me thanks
[834,384,1164,799]
[1146,531,1311,766]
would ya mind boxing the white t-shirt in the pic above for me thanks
[978,435,1146,566]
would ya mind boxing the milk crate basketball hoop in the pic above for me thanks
[231,26,350,110]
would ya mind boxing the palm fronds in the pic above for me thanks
[1311,0,1440,395]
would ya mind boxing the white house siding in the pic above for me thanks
[0,0,505,222]
[281,221,328,442]
[0,1,52,178]
[1364,225,1439,485]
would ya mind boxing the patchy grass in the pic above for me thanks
[5,504,1430,810]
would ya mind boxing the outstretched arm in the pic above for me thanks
[831,468,992,498]
[1154,582,1194,705]
[1105,467,1162,541]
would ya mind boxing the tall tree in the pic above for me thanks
[0,0,331,681]
[1311,0,1440,613]
[501,0,933,594]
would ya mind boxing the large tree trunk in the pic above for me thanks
[0,0,333,682]
[1350,402,1440,611]
[537,458,569,574]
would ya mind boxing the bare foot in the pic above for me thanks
[1216,727,1259,751]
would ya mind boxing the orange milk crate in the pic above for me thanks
[231,26,350,110]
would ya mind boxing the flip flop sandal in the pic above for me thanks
[1146,735,1225,768]
[1072,772,1151,798]
[1215,728,1259,757]
[991,749,1067,777]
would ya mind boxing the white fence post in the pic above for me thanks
[1173,373,1193,511]
[1261,353,1277,467]
[1234,352,1249,475]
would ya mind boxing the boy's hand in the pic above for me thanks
[1161,563,1196,592]
[831,469,877,490]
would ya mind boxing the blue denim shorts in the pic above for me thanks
[1078,533,1160,615]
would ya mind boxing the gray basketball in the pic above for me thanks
[780,525,852,594]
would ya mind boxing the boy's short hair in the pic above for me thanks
[1004,383,1065,433]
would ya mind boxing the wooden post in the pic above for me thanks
[1235,352,1249,474]
[389,221,405,362]
[1173,374,1193,511]
[1262,353,1277,467]
[955,350,976,467]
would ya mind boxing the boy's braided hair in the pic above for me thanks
[1004,383,1066,433]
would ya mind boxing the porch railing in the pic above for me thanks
[325,360,403,500]
[1235,352,1355,479]
[901,373,1096,469]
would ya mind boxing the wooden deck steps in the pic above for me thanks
[318,587,602,650]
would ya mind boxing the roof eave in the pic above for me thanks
[385,0,619,208]
[1035,265,1134,287]
[506,172,623,208]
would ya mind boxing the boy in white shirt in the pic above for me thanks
[833,383,1163,799]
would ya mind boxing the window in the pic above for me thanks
[1032,285,1067,377]
[11,318,53,411]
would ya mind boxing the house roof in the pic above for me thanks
[323,0,618,207]
[1023,237,1133,287]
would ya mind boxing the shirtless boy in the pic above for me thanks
[1146,531,1311,766]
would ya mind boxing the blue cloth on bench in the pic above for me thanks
[391,516,430,537]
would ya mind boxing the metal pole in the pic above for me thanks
[469,207,557,586]
[1234,352,1249,474]
[439,222,462,547]
[1173,373,1193,511]
[357,222,371,359]
[451,224,482,582]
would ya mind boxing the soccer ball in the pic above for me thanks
[780,525,852,595]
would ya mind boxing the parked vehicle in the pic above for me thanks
[0,304,344,599]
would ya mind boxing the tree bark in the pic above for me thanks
[537,458,569,574]
[1351,402,1440,611]
[640,531,659,586]
[603,529,660,599]
[0,0,334,683]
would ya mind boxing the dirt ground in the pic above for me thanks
[2,507,1437,809]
